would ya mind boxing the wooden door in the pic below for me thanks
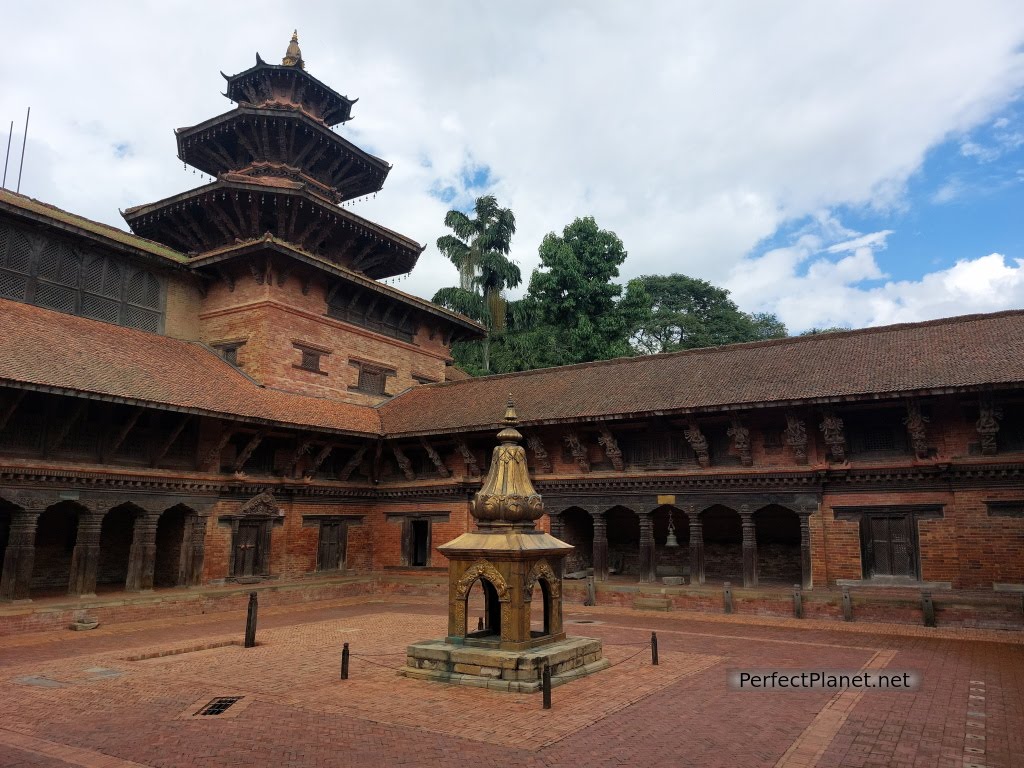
[233,522,261,577]
[865,515,916,578]
[317,522,346,572]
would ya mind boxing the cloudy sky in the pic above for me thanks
[2,1,1024,333]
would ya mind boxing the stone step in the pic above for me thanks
[634,596,672,612]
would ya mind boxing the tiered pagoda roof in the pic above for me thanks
[123,33,417,280]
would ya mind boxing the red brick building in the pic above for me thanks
[1,37,1022,611]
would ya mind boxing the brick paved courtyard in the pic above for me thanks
[1,595,1021,767]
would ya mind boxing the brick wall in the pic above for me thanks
[163,276,203,340]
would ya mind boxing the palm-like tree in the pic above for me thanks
[436,195,516,292]
[434,196,519,372]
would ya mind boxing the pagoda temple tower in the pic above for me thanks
[121,33,481,404]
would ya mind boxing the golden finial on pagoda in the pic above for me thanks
[497,394,522,443]
[282,30,305,69]
[471,397,543,526]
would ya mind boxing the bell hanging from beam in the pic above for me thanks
[665,512,679,548]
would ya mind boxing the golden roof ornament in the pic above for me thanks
[470,397,544,527]
[282,30,305,69]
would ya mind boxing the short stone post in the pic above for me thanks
[542,663,552,709]
[793,584,804,619]
[651,632,659,665]
[841,586,853,622]
[341,642,350,679]
[921,590,936,628]
[244,591,258,648]
[723,581,733,614]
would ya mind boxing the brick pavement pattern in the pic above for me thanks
[0,597,1022,767]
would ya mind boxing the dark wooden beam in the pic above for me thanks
[205,424,235,471]
[0,389,26,432]
[48,401,87,453]
[152,415,193,467]
[287,436,314,477]
[305,443,334,480]
[338,445,368,482]
[104,406,143,462]
[233,431,266,472]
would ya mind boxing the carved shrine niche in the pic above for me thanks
[727,417,752,466]
[456,439,480,478]
[683,421,711,468]
[525,434,553,474]
[597,428,625,471]
[563,431,591,472]
[784,412,808,464]
[819,410,846,462]
[420,438,450,479]
[902,399,931,459]
[524,559,561,599]
[976,393,1002,456]
[454,561,510,601]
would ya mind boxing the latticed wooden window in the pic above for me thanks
[299,349,322,372]
[357,365,386,394]
[0,221,165,331]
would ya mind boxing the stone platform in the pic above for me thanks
[399,636,609,692]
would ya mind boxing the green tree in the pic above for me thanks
[432,196,521,373]
[799,326,851,335]
[627,274,787,354]
[436,195,516,292]
[524,216,647,366]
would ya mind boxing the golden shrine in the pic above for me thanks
[399,400,608,692]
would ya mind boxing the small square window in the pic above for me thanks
[358,366,386,395]
[213,342,243,367]
[300,349,321,372]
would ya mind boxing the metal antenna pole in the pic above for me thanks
[16,107,30,194]
[2,120,12,189]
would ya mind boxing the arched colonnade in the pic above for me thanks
[0,490,210,601]
[548,495,816,589]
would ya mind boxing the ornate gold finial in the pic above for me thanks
[471,399,543,527]
[282,29,305,69]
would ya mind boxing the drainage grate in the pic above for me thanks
[195,697,242,716]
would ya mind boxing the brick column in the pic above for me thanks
[68,511,103,596]
[639,511,656,583]
[687,507,705,585]
[740,508,758,588]
[126,512,160,592]
[549,512,564,540]
[799,511,813,590]
[0,508,41,601]
[592,512,609,582]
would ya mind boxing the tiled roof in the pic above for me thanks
[0,190,187,264]
[378,310,1024,435]
[0,299,380,435]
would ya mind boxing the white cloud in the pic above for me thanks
[0,1,1022,310]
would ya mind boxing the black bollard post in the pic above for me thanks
[651,631,659,665]
[723,582,733,614]
[793,584,804,619]
[244,591,258,648]
[477,616,484,631]
[841,587,853,622]
[542,663,552,709]
[921,591,936,628]
[341,642,350,679]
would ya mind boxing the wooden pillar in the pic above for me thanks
[639,511,656,583]
[188,514,208,586]
[126,512,160,592]
[592,512,609,582]
[687,508,705,585]
[68,511,103,596]
[740,508,758,589]
[799,511,813,590]
[0,508,41,601]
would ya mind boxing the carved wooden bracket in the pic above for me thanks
[304,443,334,480]
[597,427,624,471]
[525,434,552,474]
[287,437,314,477]
[105,406,143,462]
[903,399,931,459]
[205,424,235,471]
[420,438,450,479]
[563,431,591,472]
[337,445,367,482]
[456,440,480,478]
[976,393,1002,456]
[48,401,87,454]
[784,412,808,465]
[152,415,192,467]
[391,442,416,481]
[727,417,752,467]
[0,389,26,432]
[683,421,710,468]
[819,410,846,462]
[233,431,266,472]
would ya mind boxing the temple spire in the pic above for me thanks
[282,30,304,69]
